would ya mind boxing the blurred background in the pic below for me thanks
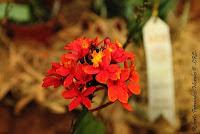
[0,0,199,134]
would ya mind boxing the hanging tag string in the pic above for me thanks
[152,0,160,20]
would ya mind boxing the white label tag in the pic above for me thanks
[143,16,175,125]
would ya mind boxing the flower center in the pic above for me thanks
[91,51,103,67]
[108,47,113,52]
[62,60,72,67]
[82,40,89,49]
[115,40,122,48]
[116,70,121,80]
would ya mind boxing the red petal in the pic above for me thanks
[117,86,128,103]
[75,64,93,84]
[64,53,78,60]
[92,37,99,46]
[112,48,127,62]
[101,49,111,68]
[107,64,120,80]
[108,87,117,102]
[104,37,111,44]
[47,62,60,75]
[61,54,74,64]
[121,103,133,111]
[124,61,128,68]
[81,97,91,109]
[120,68,130,81]
[68,97,82,111]
[107,64,120,73]
[63,75,73,87]
[125,52,134,59]
[128,82,140,95]
[62,89,78,99]
[64,39,81,52]
[107,81,117,102]
[96,70,109,84]
[47,68,56,75]
[83,86,96,96]
[108,80,129,103]
[131,72,139,83]
[42,77,61,88]
[52,62,60,68]
[81,49,89,57]
[75,64,86,81]
[84,65,100,74]
[56,66,69,76]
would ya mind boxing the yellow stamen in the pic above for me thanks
[91,51,103,67]
[116,70,121,79]
[115,40,122,48]
[82,40,89,49]
[108,47,113,52]
[63,60,72,67]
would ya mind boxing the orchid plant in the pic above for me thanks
[42,37,140,133]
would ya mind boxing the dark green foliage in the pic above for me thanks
[73,109,105,134]
[29,0,51,22]
[92,0,177,44]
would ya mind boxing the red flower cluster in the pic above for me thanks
[42,37,140,111]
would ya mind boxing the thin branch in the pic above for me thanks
[89,101,113,112]
[123,34,132,49]
[0,28,10,49]
[51,0,61,17]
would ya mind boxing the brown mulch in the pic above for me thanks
[0,103,76,134]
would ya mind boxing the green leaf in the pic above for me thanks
[0,3,31,22]
[159,0,177,19]
[74,111,105,134]
[30,0,50,21]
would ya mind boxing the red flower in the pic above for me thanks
[42,62,63,88]
[75,64,93,85]
[42,37,140,112]
[107,68,130,103]
[62,86,96,111]
[64,38,92,61]
[105,38,134,63]
[47,62,62,75]
[84,49,121,84]
[56,59,78,87]
[42,60,76,88]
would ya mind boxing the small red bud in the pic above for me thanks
[104,37,111,44]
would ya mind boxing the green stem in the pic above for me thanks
[71,107,88,134]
